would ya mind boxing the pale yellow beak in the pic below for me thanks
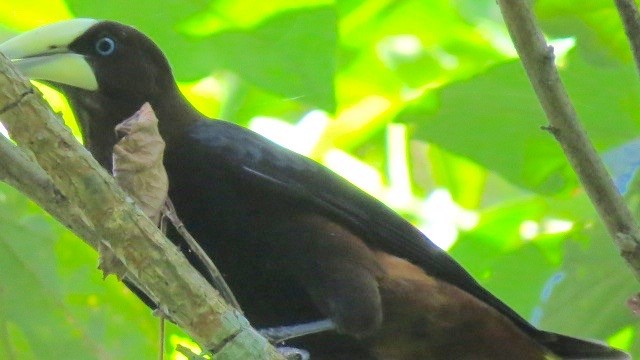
[0,19,99,91]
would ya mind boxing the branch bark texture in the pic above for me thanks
[0,54,283,359]
[615,0,640,77]
[497,0,640,277]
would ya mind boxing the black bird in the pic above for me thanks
[0,19,629,359]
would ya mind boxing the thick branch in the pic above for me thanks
[615,0,640,77]
[496,0,640,277]
[0,54,283,359]
[0,133,100,247]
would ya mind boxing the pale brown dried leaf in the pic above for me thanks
[112,102,168,225]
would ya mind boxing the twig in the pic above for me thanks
[163,199,242,311]
[159,316,165,360]
[615,0,640,77]
[496,0,640,277]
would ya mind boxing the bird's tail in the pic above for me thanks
[536,330,630,359]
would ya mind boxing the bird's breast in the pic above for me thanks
[161,143,324,328]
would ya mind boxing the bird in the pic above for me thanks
[0,19,629,359]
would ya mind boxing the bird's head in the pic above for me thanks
[0,19,175,104]
[0,19,198,168]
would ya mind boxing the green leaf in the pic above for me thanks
[401,51,640,194]
[0,183,160,359]
[338,0,506,104]
[65,0,208,26]
[427,145,487,209]
[449,197,561,317]
[401,59,573,194]
[537,225,637,341]
[205,7,337,111]
[450,198,548,273]
[483,241,560,320]
[66,1,337,111]
[536,0,632,65]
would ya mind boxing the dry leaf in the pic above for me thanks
[112,102,169,225]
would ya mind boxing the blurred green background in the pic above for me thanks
[0,0,638,358]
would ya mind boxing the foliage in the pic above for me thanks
[0,0,638,358]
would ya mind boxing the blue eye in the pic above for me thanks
[95,37,116,56]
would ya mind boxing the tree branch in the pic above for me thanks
[0,125,101,248]
[0,54,284,359]
[496,0,640,277]
[615,0,640,77]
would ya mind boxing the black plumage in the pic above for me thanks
[0,19,629,359]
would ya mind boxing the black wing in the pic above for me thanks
[187,119,538,337]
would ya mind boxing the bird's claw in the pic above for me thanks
[259,319,336,343]
[277,346,310,360]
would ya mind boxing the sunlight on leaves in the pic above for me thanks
[0,0,70,31]
[178,0,332,35]
[169,332,203,360]
[33,82,81,140]
[608,326,636,352]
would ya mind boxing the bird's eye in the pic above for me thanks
[95,37,116,56]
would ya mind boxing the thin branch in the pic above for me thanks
[0,54,283,359]
[615,0,640,77]
[496,0,640,277]
[163,199,242,311]
[159,316,165,360]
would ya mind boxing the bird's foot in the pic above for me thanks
[277,346,310,360]
[259,319,336,343]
